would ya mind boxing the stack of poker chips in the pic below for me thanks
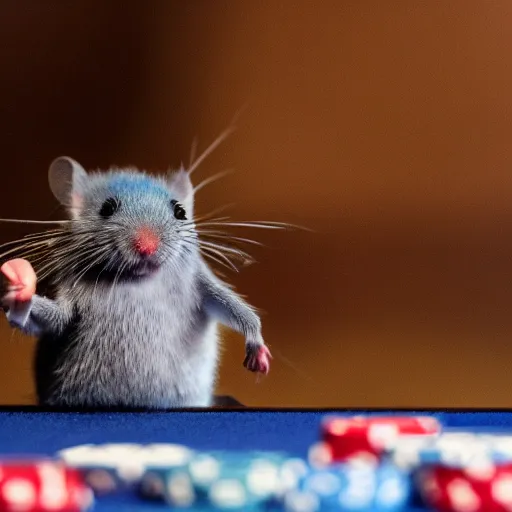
[0,459,93,512]
[57,415,440,511]
[142,450,308,509]
[282,461,411,511]
[385,432,512,511]
[7,414,512,510]
[308,415,442,468]
[50,416,441,511]
[60,443,309,510]
[285,414,443,512]
[58,442,195,496]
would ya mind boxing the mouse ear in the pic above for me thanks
[168,169,194,218]
[48,156,88,217]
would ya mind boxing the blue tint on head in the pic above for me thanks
[108,174,169,199]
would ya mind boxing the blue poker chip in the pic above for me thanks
[148,450,308,510]
[282,461,411,512]
[189,451,307,510]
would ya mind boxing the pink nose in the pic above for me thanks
[133,227,159,256]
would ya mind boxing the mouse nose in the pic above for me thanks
[133,227,160,256]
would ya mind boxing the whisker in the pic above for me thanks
[197,232,264,247]
[180,215,231,229]
[199,249,240,273]
[195,221,284,230]
[180,216,231,229]
[181,238,239,273]
[32,242,109,283]
[93,258,111,295]
[195,220,310,231]
[189,136,198,169]
[52,245,106,268]
[0,237,58,253]
[193,169,234,194]
[0,218,70,225]
[199,240,254,262]
[200,246,240,272]
[0,239,61,262]
[0,226,113,258]
[72,251,108,289]
[107,259,128,304]
[188,126,235,176]
[35,256,78,282]
[0,231,65,251]
[9,228,65,238]
[195,204,236,221]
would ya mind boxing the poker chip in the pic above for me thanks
[188,451,302,506]
[309,415,441,468]
[282,460,411,512]
[142,450,308,510]
[138,444,197,500]
[386,432,512,471]
[0,460,93,511]
[57,443,141,494]
[416,462,512,512]
[187,451,306,510]
[58,442,194,495]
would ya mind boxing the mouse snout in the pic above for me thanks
[133,227,160,256]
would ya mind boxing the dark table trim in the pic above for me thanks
[1,404,512,413]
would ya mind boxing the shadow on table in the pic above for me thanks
[0,396,246,412]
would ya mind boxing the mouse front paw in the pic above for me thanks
[1,259,36,329]
[1,259,36,304]
[243,342,272,374]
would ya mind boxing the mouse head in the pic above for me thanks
[48,157,198,279]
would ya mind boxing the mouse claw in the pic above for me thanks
[243,343,272,374]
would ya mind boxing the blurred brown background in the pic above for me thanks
[1,1,512,407]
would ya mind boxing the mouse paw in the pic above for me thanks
[1,259,36,329]
[243,343,272,374]
[1,258,36,306]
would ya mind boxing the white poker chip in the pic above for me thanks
[386,432,512,470]
[57,445,99,464]
[284,490,320,512]
[245,459,280,497]
[188,455,220,486]
[58,442,195,493]
[276,458,309,495]
[141,444,194,467]
[2,478,38,509]
[308,442,333,468]
[208,479,247,508]
[166,472,195,507]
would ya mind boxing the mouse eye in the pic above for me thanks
[100,197,121,218]
[171,200,187,220]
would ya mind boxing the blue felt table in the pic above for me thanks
[1,408,511,511]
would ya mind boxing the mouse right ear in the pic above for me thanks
[48,156,88,218]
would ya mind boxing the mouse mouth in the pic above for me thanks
[129,258,161,277]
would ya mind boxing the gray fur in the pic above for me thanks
[4,157,267,408]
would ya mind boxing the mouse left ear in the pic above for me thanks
[168,169,194,218]
[48,156,88,218]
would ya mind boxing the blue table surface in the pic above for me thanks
[1,409,512,511]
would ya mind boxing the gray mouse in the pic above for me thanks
[0,151,276,408]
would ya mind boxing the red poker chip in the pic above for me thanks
[417,463,512,512]
[309,415,441,467]
[0,460,93,511]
